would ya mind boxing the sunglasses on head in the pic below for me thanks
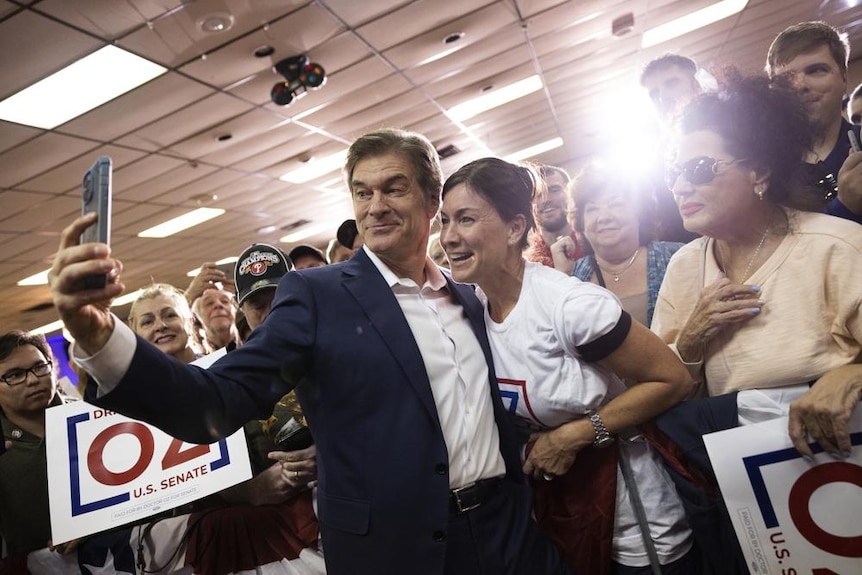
[802,161,838,201]
[665,157,746,189]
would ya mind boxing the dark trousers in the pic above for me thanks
[655,393,748,575]
[443,478,573,575]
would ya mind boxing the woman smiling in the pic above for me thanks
[440,158,697,575]
[566,163,684,327]
[128,283,200,363]
[651,72,862,573]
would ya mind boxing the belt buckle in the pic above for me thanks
[451,483,481,513]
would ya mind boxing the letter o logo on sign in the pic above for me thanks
[788,461,862,557]
[87,422,155,486]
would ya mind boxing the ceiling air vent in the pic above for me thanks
[437,144,460,159]
[281,218,311,231]
[612,13,635,37]
[23,301,54,313]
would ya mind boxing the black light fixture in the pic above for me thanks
[270,54,326,106]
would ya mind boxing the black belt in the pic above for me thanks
[449,477,502,514]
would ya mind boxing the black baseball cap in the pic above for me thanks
[336,219,359,249]
[234,243,292,305]
[288,244,326,265]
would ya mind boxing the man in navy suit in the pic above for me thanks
[50,129,571,575]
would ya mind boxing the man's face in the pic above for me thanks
[534,171,569,233]
[0,344,57,418]
[241,288,276,330]
[849,96,862,126]
[773,44,847,133]
[352,153,436,268]
[198,288,236,331]
[330,243,353,263]
[642,64,700,124]
[293,254,326,270]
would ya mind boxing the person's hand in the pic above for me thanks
[837,150,862,216]
[185,262,235,305]
[268,443,316,483]
[49,537,82,554]
[675,276,762,363]
[523,419,592,479]
[788,365,862,459]
[219,445,316,505]
[550,236,578,275]
[49,214,124,355]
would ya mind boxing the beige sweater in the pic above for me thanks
[652,209,862,397]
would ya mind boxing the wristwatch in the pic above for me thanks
[586,410,614,448]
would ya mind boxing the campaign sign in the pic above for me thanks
[703,405,862,574]
[46,400,251,544]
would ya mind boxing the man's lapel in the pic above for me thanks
[445,273,523,478]
[340,250,440,424]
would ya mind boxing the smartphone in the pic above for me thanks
[80,156,113,289]
[274,418,314,451]
[849,129,861,153]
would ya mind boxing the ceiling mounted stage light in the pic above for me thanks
[271,54,326,107]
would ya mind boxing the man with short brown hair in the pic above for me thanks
[766,21,862,220]
[50,128,571,575]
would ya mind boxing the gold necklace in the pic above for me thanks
[717,226,770,284]
[597,248,640,282]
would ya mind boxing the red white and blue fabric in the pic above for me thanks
[5,492,323,575]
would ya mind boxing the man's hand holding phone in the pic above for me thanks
[80,156,112,289]
[838,129,862,216]
[49,157,124,356]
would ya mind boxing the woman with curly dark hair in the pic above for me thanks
[653,71,862,571]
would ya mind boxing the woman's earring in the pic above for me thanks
[755,185,766,200]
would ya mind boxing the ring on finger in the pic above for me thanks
[294,470,300,480]
[541,472,554,481]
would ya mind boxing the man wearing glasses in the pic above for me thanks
[0,330,64,556]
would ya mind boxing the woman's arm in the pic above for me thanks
[788,364,862,458]
[524,320,694,477]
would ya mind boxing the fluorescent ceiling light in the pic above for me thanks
[642,0,749,48]
[0,45,167,130]
[17,268,50,286]
[31,319,64,335]
[111,288,146,307]
[280,149,348,184]
[503,137,564,162]
[447,75,543,122]
[417,45,465,67]
[186,256,239,277]
[279,221,340,244]
[138,207,225,238]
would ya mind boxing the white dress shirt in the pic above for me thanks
[364,247,505,488]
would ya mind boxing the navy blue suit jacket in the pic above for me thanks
[95,249,530,574]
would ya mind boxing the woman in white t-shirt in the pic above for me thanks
[439,157,697,575]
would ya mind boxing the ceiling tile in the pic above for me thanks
[114,92,254,151]
[60,73,215,142]
[34,0,179,38]
[0,9,102,99]
[0,133,100,188]
[17,145,148,194]
[0,121,42,155]
[356,0,493,53]
[117,0,310,68]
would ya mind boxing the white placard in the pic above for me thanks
[703,405,862,574]
[46,400,251,544]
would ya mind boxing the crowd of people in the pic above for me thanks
[2,17,861,575]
